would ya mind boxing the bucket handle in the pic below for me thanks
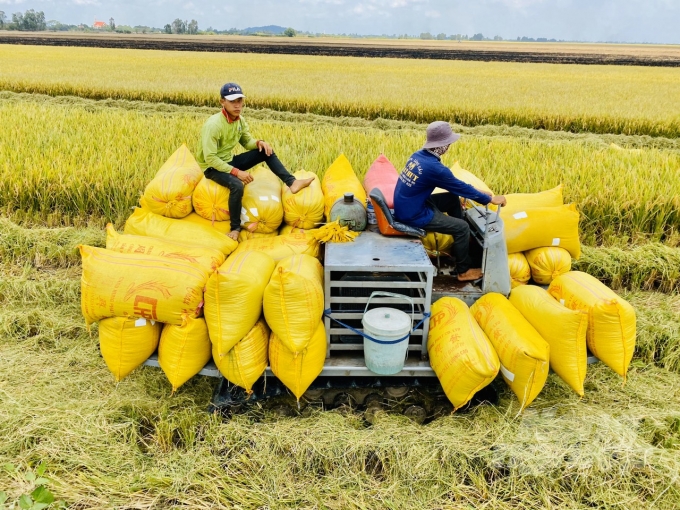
[364,291,415,331]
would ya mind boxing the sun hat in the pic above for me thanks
[422,121,460,149]
[220,82,246,101]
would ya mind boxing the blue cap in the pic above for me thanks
[220,82,245,100]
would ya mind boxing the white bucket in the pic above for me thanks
[362,292,413,375]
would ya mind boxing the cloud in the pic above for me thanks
[72,0,100,5]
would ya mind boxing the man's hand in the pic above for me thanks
[256,140,273,157]
[234,169,254,184]
[490,195,507,207]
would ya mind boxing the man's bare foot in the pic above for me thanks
[457,268,483,282]
[289,177,314,194]
[227,230,239,242]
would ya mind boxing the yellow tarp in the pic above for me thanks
[158,317,212,392]
[282,170,324,229]
[322,154,366,220]
[510,285,588,396]
[216,318,270,393]
[270,320,326,400]
[471,293,550,410]
[205,251,276,358]
[279,224,307,235]
[504,204,581,258]
[125,207,237,256]
[549,271,636,379]
[99,316,162,382]
[525,247,572,285]
[240,166,284,234]
[142,145,202,218]
[192,176,231,223]
[79,245,208,326]
[508,252,531,288]
[428,297,500,410]
[264,254,324,353]
[106,223,225,274]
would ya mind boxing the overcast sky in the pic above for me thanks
[1,0,679,44]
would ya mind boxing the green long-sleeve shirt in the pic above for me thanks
[196,112,259,173]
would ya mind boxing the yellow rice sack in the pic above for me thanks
[158,317,212,392]
[282,170,324,229]
[322,154,366,220]
[548,271,636,379]
[240,166,283,234]
[264,254,324,353]
[232,232,320,261]
[434,162,497,211]
[238,230,277,243]
[502,185,563,217]
[508,252,531,288]
[125,207,237,256]
[179,212,232,234]
[79,245,208,326]
[192,176,230,223]
[525,247,572,285]
[279,224,308,235]
[99,316,162,382]
[504,204,581,258]
[428,297,500,410]
[205,251,276,357]
[106,224,225,274]
[470,293,550,410]
[215,318,269,393]
[142,145,202,218]
[509,285,588,396]
[269,320,326,400]
[421,231,454,258]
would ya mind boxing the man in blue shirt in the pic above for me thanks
[393,121,507,281]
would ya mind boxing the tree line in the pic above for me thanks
[0,10,47,31]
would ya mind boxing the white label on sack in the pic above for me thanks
[241,207,247,215]
[513,211,528,220]
[560,299,565,306]
[249,208,259,217]
[271,195,280,202]
[150,320,155,326]
[499,363,515,382]
[552,238,561,246]
[134,318,147,327]
[259,196,269,201]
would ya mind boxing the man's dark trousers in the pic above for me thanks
[424,192,481,274]
[204,150,295,232]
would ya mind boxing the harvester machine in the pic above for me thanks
[147,194,512,423]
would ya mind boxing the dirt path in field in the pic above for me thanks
[2,32,680,67]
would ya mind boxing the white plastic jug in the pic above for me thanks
[362,291,414,375]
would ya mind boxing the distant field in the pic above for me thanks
[2,31,680,66]
[2,44,680,137]
[2,92,678,245]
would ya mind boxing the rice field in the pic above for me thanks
[2,44,680,509]
[1,92,679,246]
[1,45,680,137]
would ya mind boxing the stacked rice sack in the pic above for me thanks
[502,185,577,287]
[322,154,366,221]
[264,255,327,400]
[81,147,239,391]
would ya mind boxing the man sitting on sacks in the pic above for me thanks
[196,82,314,241]
[393,121,507,282]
